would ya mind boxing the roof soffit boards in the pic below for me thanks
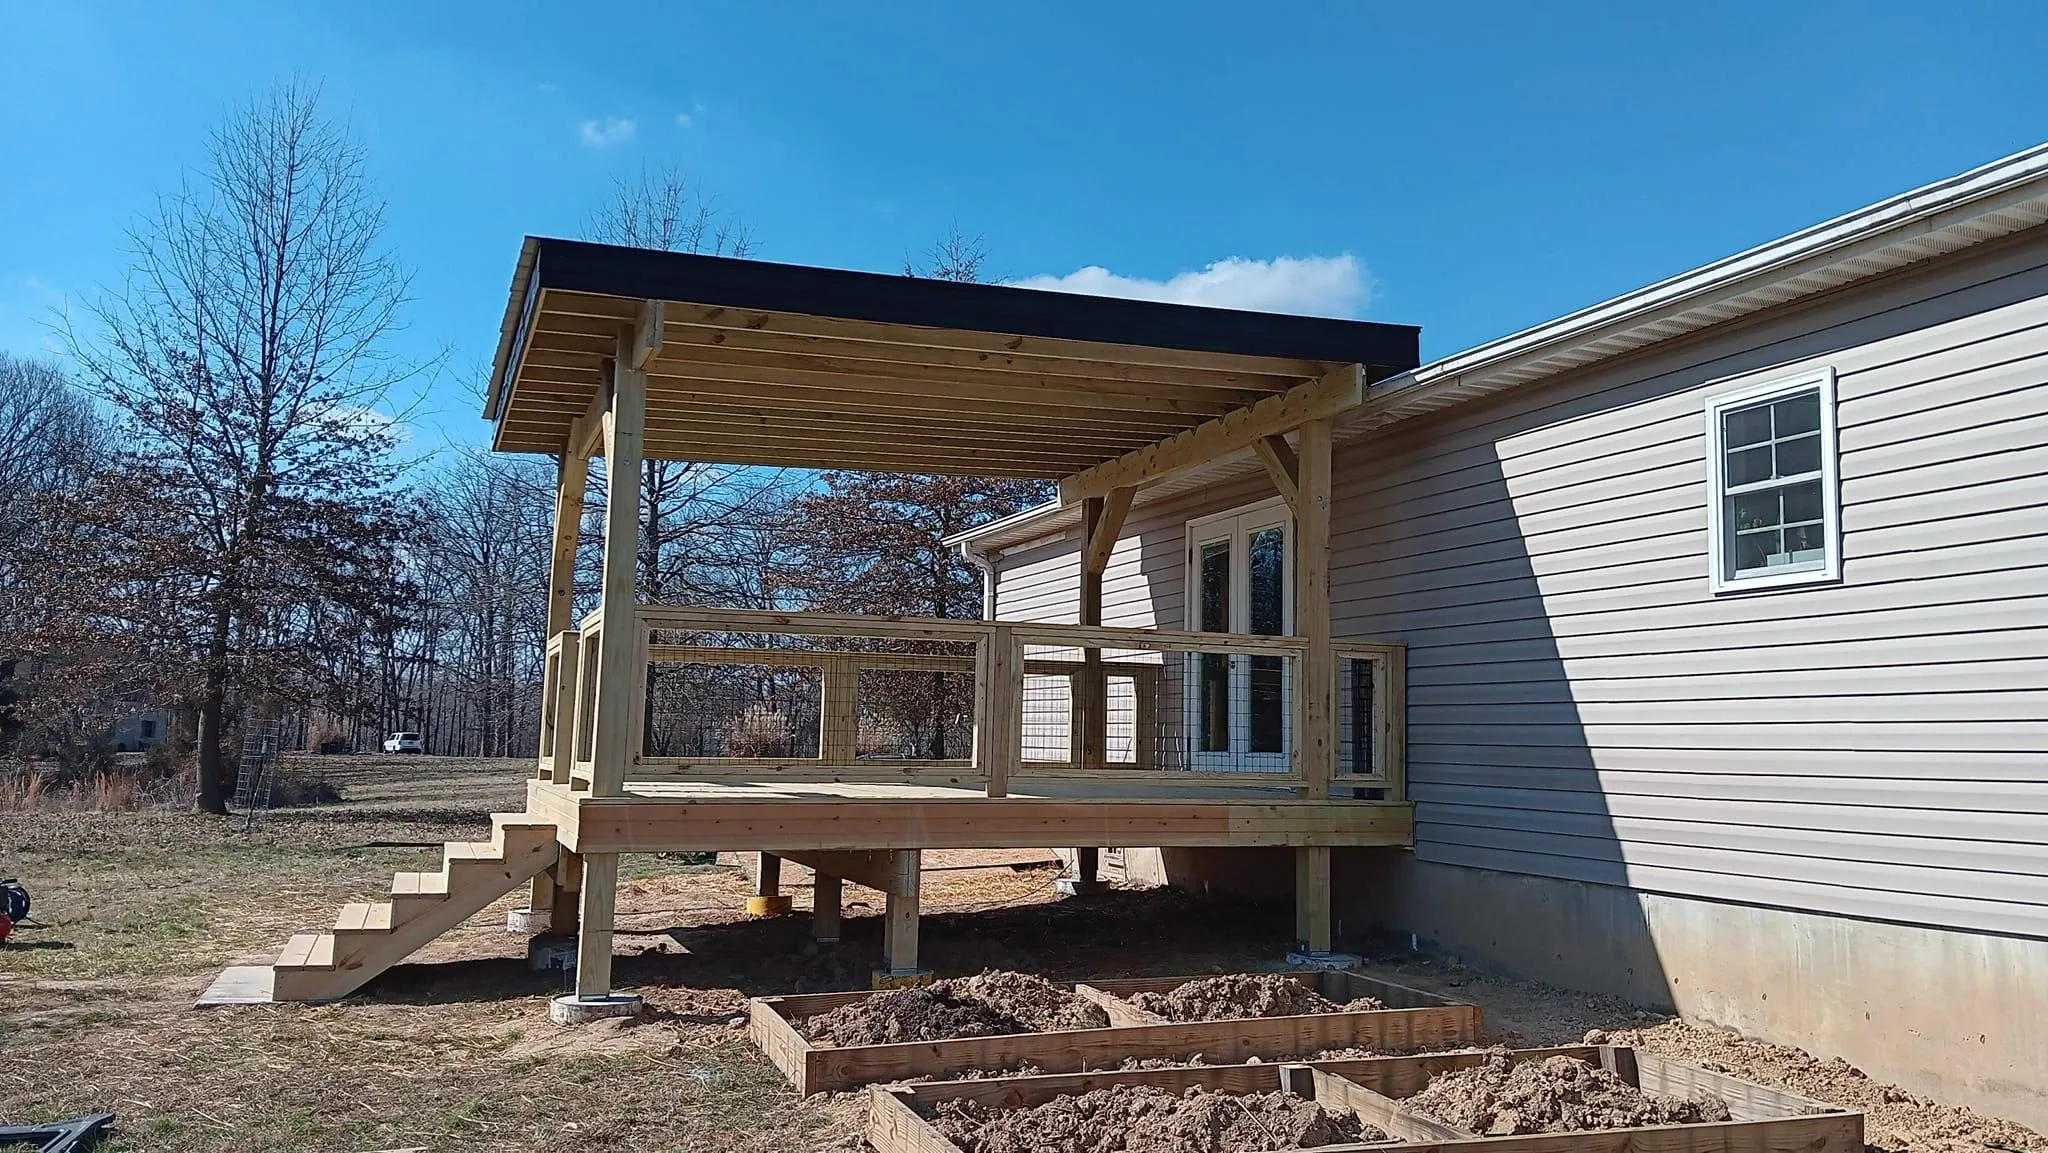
[485,240,1421,478]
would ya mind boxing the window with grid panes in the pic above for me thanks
[1704,368,1840,593]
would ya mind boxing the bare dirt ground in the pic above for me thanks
[0,754,2039,1152]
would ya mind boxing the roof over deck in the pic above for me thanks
[485,238,1419,483]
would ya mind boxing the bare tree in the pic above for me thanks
[59,81,411,812]
[589,164,755,258]
[907,226,988,283]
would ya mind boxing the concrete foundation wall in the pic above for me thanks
[1350,852,2048,1132]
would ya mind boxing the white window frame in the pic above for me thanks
[1703,366,1842,595]
[1184,497,1294,772]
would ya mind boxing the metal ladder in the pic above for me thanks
[233,711,282,831]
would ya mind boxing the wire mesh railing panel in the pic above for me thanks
[637,628,981,770]
[1015,640,1299,776]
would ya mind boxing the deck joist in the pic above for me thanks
[526,779,1411,855]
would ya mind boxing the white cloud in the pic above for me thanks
[674,111,693,128]
[578,117,637,148]
[1008,254,1370,318]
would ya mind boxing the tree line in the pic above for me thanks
[0,83,1046,812]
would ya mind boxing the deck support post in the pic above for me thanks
[1065,487,1133,873]
[879,849,924,980]
[1298,417,1335,799]
[1293,845,1332,954]
[589,341,648,799]
[555,850,641,1021]
[813,872,842,943]
[748,851,792,916]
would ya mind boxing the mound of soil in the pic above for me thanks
[802,970,1107,1046]
[1405,1048,1731,1136]
[1126,975,1386,1022]
[932,1084,1381,1153]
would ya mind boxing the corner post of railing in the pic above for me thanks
[978,624,1020,797]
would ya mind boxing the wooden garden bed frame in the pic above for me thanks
[867,1045,1864,1153]
[747,979,1481,1096]
[1073,970,1458,1027]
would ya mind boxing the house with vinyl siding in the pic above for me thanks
[949,144,2048,1128]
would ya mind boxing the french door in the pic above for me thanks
[1185,500,1292,772]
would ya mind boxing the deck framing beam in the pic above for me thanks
[1057,364,1363,504]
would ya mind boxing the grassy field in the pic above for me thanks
[1,756,2038,1152]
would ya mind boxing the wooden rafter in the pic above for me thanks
[489,241,1419,468]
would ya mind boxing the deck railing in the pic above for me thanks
[534,606,1405,799]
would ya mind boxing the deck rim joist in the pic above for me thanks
[525,779,1412,854]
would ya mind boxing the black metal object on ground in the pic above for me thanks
[0,1112,115,1152]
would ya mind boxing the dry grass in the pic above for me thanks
[2,755,2038,1152]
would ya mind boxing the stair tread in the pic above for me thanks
[445,841,497,861]
[334,902,394,932]
[277,933,320,968]
[277,932,336,971]
[392,871,450,897]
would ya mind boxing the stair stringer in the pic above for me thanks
[271,816,561,1002]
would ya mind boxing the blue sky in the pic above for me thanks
[4,1,2047,454]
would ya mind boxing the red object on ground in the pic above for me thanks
[0,912,12,943]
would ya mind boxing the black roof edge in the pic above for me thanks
[523,237,1422,370]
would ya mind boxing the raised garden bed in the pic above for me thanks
[868,1046,1864,1153]
[867,1062,1383,1153]
[748,973,1482,1095]
[1073,971,1453,1026]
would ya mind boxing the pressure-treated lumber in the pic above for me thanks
[749,984,1482,1095]
[1308,1046,1864,1153]
[1295,844,1333,953]
[812,872,842,942]
[772,849,900,893]
[864,1047,1862,1153]
[588,345,646,797]
[534,781,1413,854]
[574,852,621,998]
[881,849,921,973]
[271,816,561,1001]
[1253,433,1300,510]
[1058,364,1364,503]
[1074,970,1472,1028]
[1298,417,1335,797]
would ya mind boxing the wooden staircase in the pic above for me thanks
[268,813,561,1002]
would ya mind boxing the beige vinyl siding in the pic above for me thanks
[1341,234,2048,941]
[987,232,2048,940]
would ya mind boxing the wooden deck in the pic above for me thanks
[525,778,1412,855]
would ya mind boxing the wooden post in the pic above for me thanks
[546,435,592,642]
[982,626,1020,797]
[748,851,793,916]
[574,852,621,996]
[551,850,583,932]
[813,872,842,943]
[819,656,859,764]
[536,444,590,781]
[566,328,648,1005]
[1298,417,1335,800]
[1294,845,1332,954]
[590,353,646,798]
[882,849,921,974]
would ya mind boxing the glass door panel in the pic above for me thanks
[1197,539,1231,754]
[1186,504,1292,772]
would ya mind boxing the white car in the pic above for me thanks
[381,731,424,755]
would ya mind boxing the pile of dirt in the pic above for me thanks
[1405,1048,1730,1136]
[802,970,1107,1046]
[1127,975,1386,1022]
[931,1084,1381,1153]
[1614,1020,2047,1153]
